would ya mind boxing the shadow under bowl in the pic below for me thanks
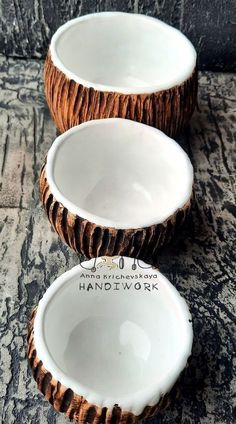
[27,256,193,423]
[44,12,198,136]
[40,119,193,258]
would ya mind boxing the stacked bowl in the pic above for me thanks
[28,12,197,423]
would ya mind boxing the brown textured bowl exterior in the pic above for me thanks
[39,161,192,259]
[27,307,178,423]
[44,52,198,136]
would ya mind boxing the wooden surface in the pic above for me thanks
[0,0,235,71]
[0,55,235,423]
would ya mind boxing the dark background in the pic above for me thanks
[0,0,235,71]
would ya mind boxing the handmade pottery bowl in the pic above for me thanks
[27,256,193,423]
[44,12,197,136]
[40,118,193,258]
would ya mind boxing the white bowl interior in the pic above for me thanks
[46,119,193,229]
[51,12,196,93]
[34,257,193,413]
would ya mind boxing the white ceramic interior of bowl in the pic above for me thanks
[46,118,193,229]
[50,12,196,94]
[34,256,193,414]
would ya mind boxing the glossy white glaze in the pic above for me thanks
[34,256,193,415]
[50,12,196,94]
[46,118,193,229]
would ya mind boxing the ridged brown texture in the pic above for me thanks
[39,161,192,259]
[27,307,177,423]
[44,53,198,136]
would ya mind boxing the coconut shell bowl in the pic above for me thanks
[27,256,193,423]
[44,12,198,136]
[40,118,193,259]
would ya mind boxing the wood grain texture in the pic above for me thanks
[27,308,172,423]
[0,56,235,423]
[44,53,197,136]
[39,161,192,259]
[0,1,235,71]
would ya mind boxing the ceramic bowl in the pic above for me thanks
[44,12,197,136]
[27,256,193,423]
[40,118,193,259]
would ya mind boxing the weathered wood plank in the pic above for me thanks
[0,56,235,423]
[0,1,235,71]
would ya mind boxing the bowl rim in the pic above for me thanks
[45,118,193,230]
[50,11,197,95]
[34,256,193,414]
